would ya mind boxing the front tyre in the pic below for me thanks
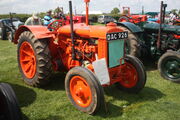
[65,67,105,115]
[17,31,52,87]
[116,55,146,93]
[0,83,22,120]
[158,51,180,82]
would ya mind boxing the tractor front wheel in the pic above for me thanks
[158,51,180,82]
[0,83,22,120]
[65,67,105,115]
[17,31,52,87]
[116,55,146,93]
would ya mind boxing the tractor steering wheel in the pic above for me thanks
[47,19,66,31]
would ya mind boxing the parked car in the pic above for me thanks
[0,18,23,41]
[98,15,116,24]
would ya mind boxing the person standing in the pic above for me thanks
[24,13,42,25]
[43,10,54,26]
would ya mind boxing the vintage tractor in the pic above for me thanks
[13,0,146,114]
[117,1,180,82]
[0,13,23,42]
[119,7,147,24]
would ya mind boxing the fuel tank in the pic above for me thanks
[57,22,124,39]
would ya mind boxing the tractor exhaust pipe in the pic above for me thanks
[84,0,90,25]
[157,1,167,49]
[69,1,75,60]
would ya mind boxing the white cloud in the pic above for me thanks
[0,0,179,14]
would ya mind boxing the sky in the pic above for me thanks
[0,0,179,14]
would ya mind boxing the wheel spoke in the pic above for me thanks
[22,49,32,56]
[21,57,31,63]
[25,63,32,72]
[29,65,35,77]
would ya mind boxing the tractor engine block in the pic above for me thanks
[52,37,98,71]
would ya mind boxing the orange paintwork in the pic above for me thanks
[174,34,180,39]
[14,25,54,44]
[84,0,90,2]
[58,23,123,39]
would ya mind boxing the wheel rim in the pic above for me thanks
[20,41,36,79]
[70,76,92,108]
[162,57,180,79]
[119,63,138,88]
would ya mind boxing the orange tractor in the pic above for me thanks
[13,0,146,114]
[119,7,147,24]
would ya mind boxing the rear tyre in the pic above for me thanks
[158,51,180,82]
[116,55,146,93]
[17,31,52,87]
[65,67,105,115]
[0,83,22,120]
[118,26,141,57]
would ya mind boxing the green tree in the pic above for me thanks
[170,9,178,15]
[111,7,120,14]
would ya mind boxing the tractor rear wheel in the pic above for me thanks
[158,50,180,82]
[17,31,52,87]
[65,67,105,115]
[118,26,140,57]
[116,55,146,93]
[0,83,22,120]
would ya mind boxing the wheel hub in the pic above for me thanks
[163,59,180,79]
[119,63,138,88]
[70,76,92,107]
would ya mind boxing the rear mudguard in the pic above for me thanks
[116,22,143,33]
[13,25,54,44]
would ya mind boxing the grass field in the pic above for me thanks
[0,40,180,120]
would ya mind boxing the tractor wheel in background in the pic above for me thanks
[118,26,141,57]
[119,16,130,22]
[0,27,7,40]
[0,83,22,120]
[65,67,105,115]
[17,31,52,87]
[158,50,180,82]
[116,55,146,93]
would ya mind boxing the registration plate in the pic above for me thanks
[106,32,128,41]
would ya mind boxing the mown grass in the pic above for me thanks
[0,40,180,120]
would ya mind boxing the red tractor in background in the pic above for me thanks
[119,7,147,24]
[13,0,146,114]
[173,18,180,26]
[66,15,86,24]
